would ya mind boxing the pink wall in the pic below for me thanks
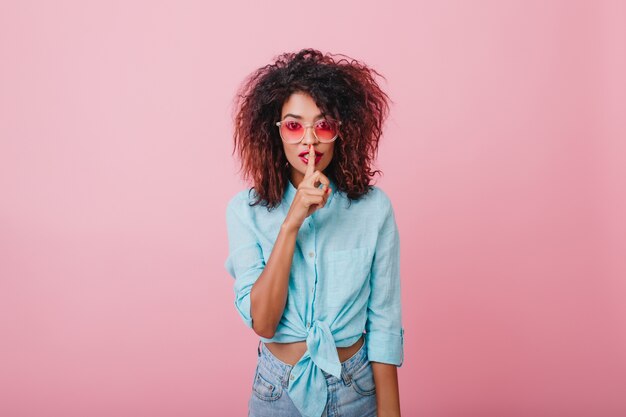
[1,1,625,416]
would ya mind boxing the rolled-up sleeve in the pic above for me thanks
[365,193,404,366]
[224,193,265,328]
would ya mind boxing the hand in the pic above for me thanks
[284,144,331,230]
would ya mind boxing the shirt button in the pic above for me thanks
[306,322,310,328]
[290,374,295,380]
[308,251,315,258]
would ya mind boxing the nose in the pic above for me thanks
[301,125,319,145]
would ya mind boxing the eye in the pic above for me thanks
[284,121,302,131]
[315,120,332,131]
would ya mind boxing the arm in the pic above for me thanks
[365,192,404,417]
[249,221,299,338]
[224,196,299,339]
[225,145,330,338]
[372,363,401,417]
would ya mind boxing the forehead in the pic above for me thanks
[281,92,324,119]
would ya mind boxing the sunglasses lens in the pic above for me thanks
[280,121,304,143]
[279,119,339,143]
[314,120,338,141]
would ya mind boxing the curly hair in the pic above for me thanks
[231,48,391,209]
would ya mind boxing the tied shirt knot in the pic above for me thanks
[286,320,341,417]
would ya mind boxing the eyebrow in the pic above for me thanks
[282,113,325,120]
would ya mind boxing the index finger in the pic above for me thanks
[304,144,315,178]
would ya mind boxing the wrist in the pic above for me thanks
[281,218,300,234]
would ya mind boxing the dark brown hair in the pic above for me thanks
[231,48,391,209]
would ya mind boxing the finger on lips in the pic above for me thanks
[302,145,331,207]
[305,144,315,177]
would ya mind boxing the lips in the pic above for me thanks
[298,149,323,165]
[299,150,323,157]
[298,153,323,164]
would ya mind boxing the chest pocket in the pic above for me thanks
[323,247,373,308]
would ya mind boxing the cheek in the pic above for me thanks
[325,147,335,162]
[283,147,297,163]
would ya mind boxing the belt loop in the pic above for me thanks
[282,366,290,389]
[257,339,262,357]
[341,366,351,386]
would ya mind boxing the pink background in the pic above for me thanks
[1,1,625,416]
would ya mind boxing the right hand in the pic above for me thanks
[284,144,331,230]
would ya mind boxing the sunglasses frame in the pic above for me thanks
[275,118,342,144]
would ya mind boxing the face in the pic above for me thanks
[279,92,336,187]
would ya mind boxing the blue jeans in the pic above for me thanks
[248,339,377,417]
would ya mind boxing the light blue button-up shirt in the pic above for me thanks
[225,177,404,417]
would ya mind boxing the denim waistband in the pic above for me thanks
[256,336,368,388]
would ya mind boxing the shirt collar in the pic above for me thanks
[284,176,337,208]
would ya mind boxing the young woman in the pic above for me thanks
[225,48,404,417]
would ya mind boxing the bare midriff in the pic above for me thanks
[264,334,364,366]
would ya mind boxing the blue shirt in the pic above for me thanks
[224,177,404,417]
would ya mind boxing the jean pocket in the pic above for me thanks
[350,361,376,396]
[252,366,282,401]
